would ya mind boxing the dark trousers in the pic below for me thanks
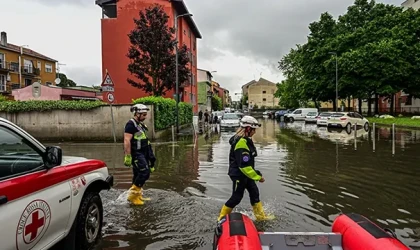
[225,176,260,208]
[131,153,150,187]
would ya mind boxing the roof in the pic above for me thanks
[170,0,202,39]
[0,43,57,62]
[95,0,202,39]
[197,68,213,78]
[242,80,257,89]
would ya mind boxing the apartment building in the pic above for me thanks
[402,0,420,10]
[243,78,279,108]
[197,68,213,111]
[0,32,57,95]
[96,0,202,112]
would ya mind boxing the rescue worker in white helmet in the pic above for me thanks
[217,115,273,221]
[123,103,156,205]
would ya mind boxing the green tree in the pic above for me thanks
[57,73,77,87]
[127,4,190,96]
[211,96,222,111]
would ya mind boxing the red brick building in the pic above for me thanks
[96,0,202,113]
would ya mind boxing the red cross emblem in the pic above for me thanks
[25,211,45,242]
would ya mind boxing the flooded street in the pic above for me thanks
[50,119,420,250]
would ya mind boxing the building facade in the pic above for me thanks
[197,69,212,112]
[96,0,202,113]
[12,84,102,101]
[402,0,420,10]
[243,78,279,109]
[0,32,57,95]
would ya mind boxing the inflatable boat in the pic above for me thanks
[213,212,411,250]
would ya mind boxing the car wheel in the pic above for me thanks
[364,122,369,132]
[75,192,103,250]
[346,123,352,133]
[290,117,294,122]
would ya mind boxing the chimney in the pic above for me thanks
[0,32,7,46]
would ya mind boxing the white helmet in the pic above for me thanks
[130,104,149,115]
[240,115,261,128]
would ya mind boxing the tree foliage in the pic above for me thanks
[277,0,420,115]
[57,73,77,87]
[211,96,222,111]
[127,4,191,96]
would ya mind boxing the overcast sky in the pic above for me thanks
[2,0,402,101]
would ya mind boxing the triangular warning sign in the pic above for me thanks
[101,71,114,86]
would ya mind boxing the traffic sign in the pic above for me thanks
[102,86,114,92]
[107,93,115,103]
[101,70,114,87]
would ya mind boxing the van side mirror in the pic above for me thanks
[44,146,62,169]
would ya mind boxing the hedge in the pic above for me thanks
[0,100,105,113]
[133,96,193,130]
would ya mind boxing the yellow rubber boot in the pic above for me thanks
[127,185,144,205]
[217,205,233,221]
[252,201,275,221]
[139,188,151,201]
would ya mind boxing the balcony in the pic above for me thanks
[21,66,40,76]
[0,61,12,73]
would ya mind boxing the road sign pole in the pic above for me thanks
[110,103,116,143]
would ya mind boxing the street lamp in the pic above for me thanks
[329,51,338,112]
[175,12,193,134]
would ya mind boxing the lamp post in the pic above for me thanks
[175,12,193,134]
[329,52,338,111]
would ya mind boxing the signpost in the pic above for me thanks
[101,69,116,143]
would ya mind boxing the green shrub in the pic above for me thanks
[0,100,105,113]
[133,96,193,130]
[0,95,7,102]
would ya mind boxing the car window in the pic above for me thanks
[320,113,332,117]
[294,110,302,114]
[223,114,239,119]
[0,126,44,179]
[354,112,363,119]
[331,113,345,117]
[307,112,317,116]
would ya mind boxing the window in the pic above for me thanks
[263,98,267,102]
[262,91,266,94]
[193,41,196,51]
[37,61,41,70]
[0,53,4,69]
[0,75,6,92]
[405,96,413,105]
[24,79,32,87]
[192,74,195,86]
[0,126,44,179]
[45,63,53,73]
[10,62,19,72]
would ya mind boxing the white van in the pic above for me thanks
[285,108,318,122]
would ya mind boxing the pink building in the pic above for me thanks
[12,84,103,101]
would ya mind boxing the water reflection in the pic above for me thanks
[43,119,420,249]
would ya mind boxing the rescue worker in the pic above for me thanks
[217,115,272,221]
[123,103,156,205]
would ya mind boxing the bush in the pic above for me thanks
[0,95,7,102]
[0,100,105,113]
[132,96,193,130]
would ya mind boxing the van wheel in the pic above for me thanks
[346,123,352,133]
[75,192,103,250]
[364,122,369,132]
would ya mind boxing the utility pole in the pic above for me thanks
[329,52,338,111]
[175,12,193,134]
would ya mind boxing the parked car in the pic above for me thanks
[285,108,318,122]
[0,117,113,250]
[304,111,319,123]
[326,112,370,131]
[220,113,241,128]
[275,109,293,120]
[316,112,333,127]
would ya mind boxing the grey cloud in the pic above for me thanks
[62,66,102,87]
[24,0,91,6]
[187,0,403,64]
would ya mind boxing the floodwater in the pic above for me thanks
[51,119,420,250]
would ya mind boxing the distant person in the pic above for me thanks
[217,115,273,222]
[204,109,210,124]
[198,110,203,121]
[123,103,156,205]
